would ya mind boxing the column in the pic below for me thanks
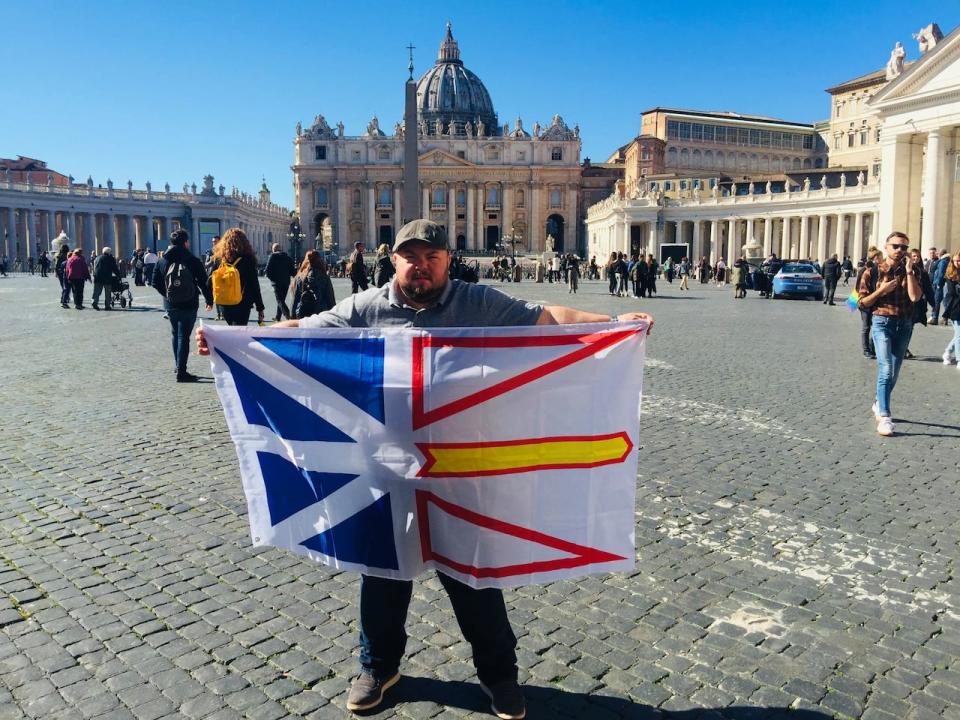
[447,184,457,241]
[193,216,201,253]
[852,212,864,262]
[877,134,912,240]
[125,216,136,256]
[834,214,845,257]
[920,129,944,254]
[47,210,57,244]
[781,217,791,258]
[816,214,828,262]
[337,186,349,253]
[530,183,541,252]
[872,211,880,247]
[393,183,403,237]
[691,220,701,260]
[466,184,476,250]
[422,186,430,219]
[67,212,76,243]
[566,186,579,253]
[106,212,116,252]
[476,185,487,250]
[799,215,809,259]
[3,208,13,258]
[710,219,719,263]
[366,184,376,245]
[726,219,735,261]
[26,208,36,258]
[744,218,754,253]
[85,213,96,251]
[763,217,773,256]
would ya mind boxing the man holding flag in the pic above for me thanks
[198,219,653,718]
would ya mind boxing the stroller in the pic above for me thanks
[111,278,134,308]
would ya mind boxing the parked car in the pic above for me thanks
[771,262,824,300]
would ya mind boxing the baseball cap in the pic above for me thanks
[393,219,448,253]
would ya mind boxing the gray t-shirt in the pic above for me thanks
[299,279,543,329]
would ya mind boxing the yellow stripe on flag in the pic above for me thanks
[416,433,632,477]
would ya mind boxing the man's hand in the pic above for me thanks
[615,311,654,335]
[196,326,209,356]
[875,278,899,297]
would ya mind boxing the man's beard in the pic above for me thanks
[399,278,445,304]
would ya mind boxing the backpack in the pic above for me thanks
[211,259,242,306]
[295,275,320,319]
[165,260,197,304]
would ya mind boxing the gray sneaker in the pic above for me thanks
[480,680,526,719]
[346,671,400,712]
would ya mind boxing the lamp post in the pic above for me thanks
[287,215,305,263]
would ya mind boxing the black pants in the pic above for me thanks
[358,573,517,685]
[860,310,875,355]
[70,279,85,307]
[825,279,838,303]
[352,275,369,294]
[222,304,253,326]
[646,279,656,297]
[271,282,290,321]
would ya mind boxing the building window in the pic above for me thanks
[352,189,361,207]
[315,187,328,207]
[665,181,673,191]
[549,189,561,207]
[641,148,650,161]
[485,148,499,161]
[679,180,688,190]
[874,162,882,178]
[649,182,658,191]
[667,120,679,140]
[457,150,466,159]
[679,122,691,140]
[709,178,717,188]
[875,128,881,143]
[516,151,526,161]
[860,130,867,146]
[703,125,715,143]
[351,149,361,161]
[802,135,813,150]
[378,186,392,206]
[432,186,446,207]
[516,189,524,207]
[315,145,327,161]
[834,136,841,150]
[691,123,703,141]
[486,186,499,206]
[847,133,854,148]
[456,190,466,207]
[693,179,701,189]
[378,147,391,160]
[551,147,562,161]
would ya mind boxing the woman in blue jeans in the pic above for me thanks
[856,232,923,436]
[941,250,960,369]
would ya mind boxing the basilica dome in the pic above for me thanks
[416,23,498,135]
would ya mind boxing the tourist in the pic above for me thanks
[930,249,950,325]
[372,243,395,288]
[207,228,264,326]
[28,256,35,275]
[38,251,50,277]
[151,228,212,382]
[566,252,580,294]
[698,256,710,284]
[841,256,854,285]
[91,247,121,311]
[645,254,658,297]
[903,247,935,359]
[349,241,368,294]
[588,255,599,280]
[856,232,922,436]
[715,257,726,287]
[195,219,654,719]
[0,255,7,277]
[730,257,747,299]
[822,253,841,305]
[132,249,144,285]
[264,242,296,321]
[627,254,641,297]
[65,248,90,309]
[856,247,881,358]
[678,256,690,291]
[615,252,628,296]
[940,250,960,369]
[54,245,70,308]
[291,249,336,318]
[142,247,158,286]
[605,252,617,296]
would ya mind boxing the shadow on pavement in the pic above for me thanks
[358,676,833,719]
[892,417,960,438]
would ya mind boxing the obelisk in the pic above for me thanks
[402,44,420,223]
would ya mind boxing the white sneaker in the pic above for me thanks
[944,351,956,366]
[877,417,894,436]
[871,401,881,420]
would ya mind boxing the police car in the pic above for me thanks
[771,262,824,300]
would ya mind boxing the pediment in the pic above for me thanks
[419,148,476,167]
[871,26,960,107]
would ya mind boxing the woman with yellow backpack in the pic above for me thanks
[207,228,265,326]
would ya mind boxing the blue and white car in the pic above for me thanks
[771,262,824,300]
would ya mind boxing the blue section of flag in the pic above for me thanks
[255,337,385,422]
[256,451,358,527]
[301,493,399,570]
[216,349,355,443]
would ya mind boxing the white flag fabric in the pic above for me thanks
[205,321,646,589]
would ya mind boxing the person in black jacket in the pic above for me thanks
[91,247,121,310]
[152,229,214,382]
[821,253,842,305]
[206,228,265,326]
[372,243,395,288]
[264,243,296,321]
[291,250,336,318]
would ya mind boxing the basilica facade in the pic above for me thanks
[292,24,584,255]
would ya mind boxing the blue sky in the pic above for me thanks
[1,1,953,208]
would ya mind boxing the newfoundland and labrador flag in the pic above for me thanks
[205,321,646,589]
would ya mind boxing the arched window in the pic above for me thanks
[792,157,801,170]
[456,189,466,207]
[551,147,563,161]
[486,186,500,207]
[432,186,446,207]
[378,147,391,161]
[314,187,328,207]
[666,147,678,167]
[680,148,690,168]
[352,189,361,207]
[692,149,702,167]
[802,158,812,169]
[549,188,561,207]
[516,189,525,207]
[378,186,392,206]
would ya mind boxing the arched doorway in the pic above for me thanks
[485,225,500,251]
[378,225,393,247]
[456,234,466,251]
[546,214,564,253]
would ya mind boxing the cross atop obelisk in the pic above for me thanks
[402,43,420,223]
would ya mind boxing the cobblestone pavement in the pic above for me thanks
[1,271,959,720]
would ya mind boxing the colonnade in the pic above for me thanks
[0,206,182,259]
[604,210,881,265]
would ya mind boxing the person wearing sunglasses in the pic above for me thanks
[856,232,923,436]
